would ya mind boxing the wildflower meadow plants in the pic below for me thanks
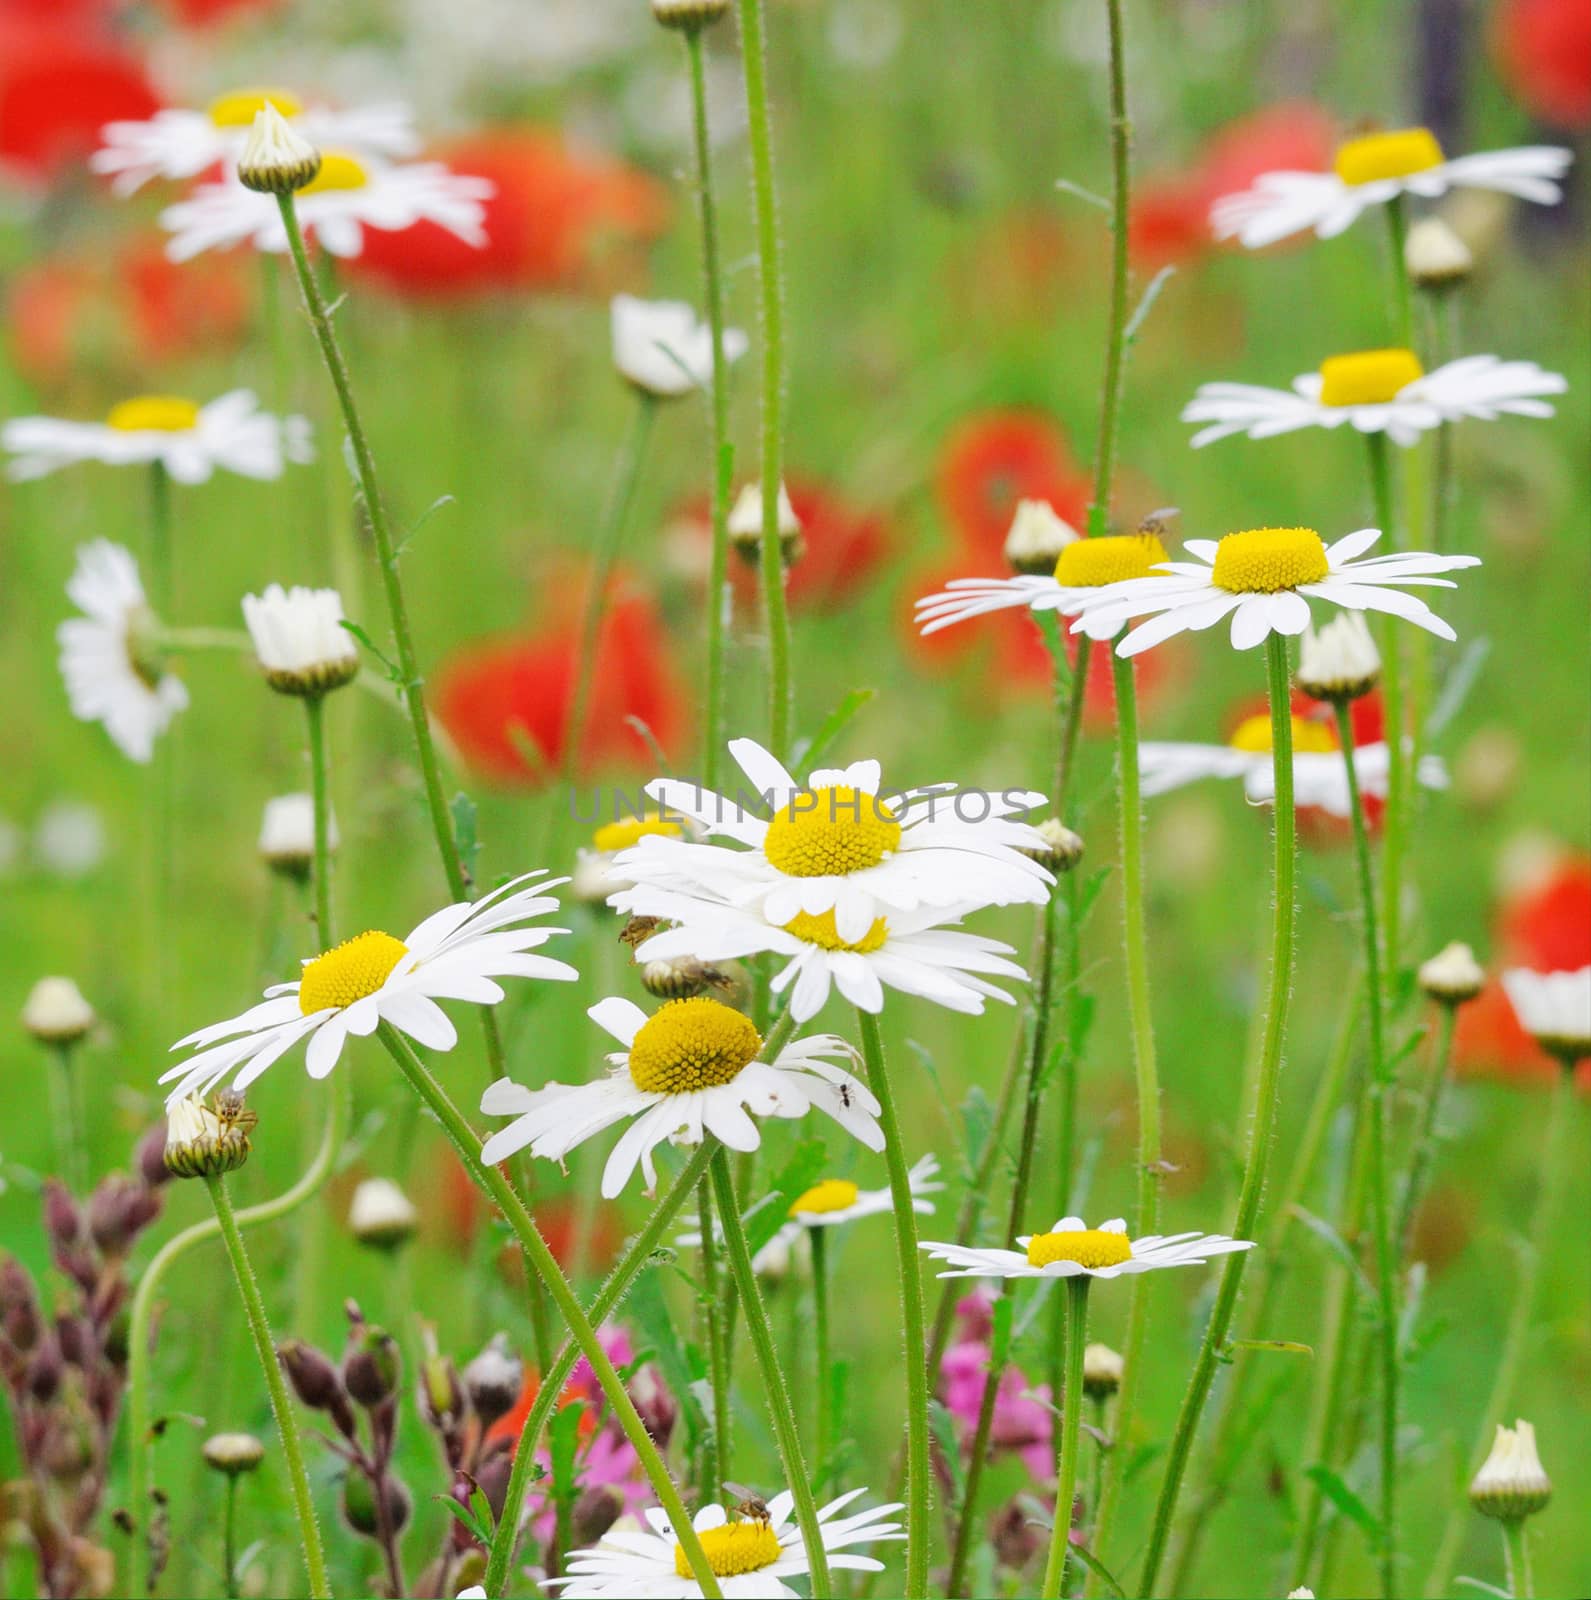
[1,4,1587,1600]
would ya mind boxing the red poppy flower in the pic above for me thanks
[486,1369,599,1454]
[1493,0,1591,129]
[347,128,669,300]
[1198,102,1336,207]
[935,411,1090,563]
[1129,178,1211,268]
[435,579,686,786]
[156,0,284,24]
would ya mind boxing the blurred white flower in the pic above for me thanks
[33,802,107,877]
[610,295,748,397]
[348,1177,419,1250]
[1417,942,1486,1006]
[21,977,96,1045]
[1404,216,1473,288]
[259,794,339,877]
[1296,613,1381,701]
[242,584,360,696]
[1501,967,1591,1061]
[1003,498,1078,575]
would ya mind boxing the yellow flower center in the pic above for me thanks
[627,997,762,1095]
[1228,713,1339,755]
[106,395,200,433]
[1332,127,1444,186]
[674,1520,782,1580]
[207,87,304,127]
[1211,528,1329,594]
[782,909,890,953]
[762,786,901,877]
[299,151,369,195]
[591,814,683,853]
[1318,348,1425,408]
[1054,533,1169,588]
[789,1177,861,1217]
[1026,1229,1133,1269]
[298,931,409,1015]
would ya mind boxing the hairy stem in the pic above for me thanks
[1040,1277,1091,1598]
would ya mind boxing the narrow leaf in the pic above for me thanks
[1303,1463,1383,1546]
[792,687,875,771]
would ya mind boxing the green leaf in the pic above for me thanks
[436,1493,494,1546]
[792,687,875,772]
[1067,1542,1128,1598]
[548,1400,586,1502]
[1124,265,1176,344]
[1289,1204,1377,1306]
[745,1140,827,1259]
[1303,1463,1383,1547]
[339,619,402,685]
[623,714,671,771]
[989,1293,1014,1370]
[626,1268,706,1447]
[958,1084,994,1176]
[395,493,456,558]
[927,1399,965,1504]
[1227,1338,1314,1358]
[1452,1578,1511,1598]
[450,792,480,890]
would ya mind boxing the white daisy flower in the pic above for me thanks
[1501,967,1591,1062]
[57,541,187,763]
[920,1215,1255,1282]
[160,154,493,262]
[1210,127,1572,248]
[242,583,360,696]
[571,811,694,904]
[4,390,313,484]
[544,1486,905,1598]
[478,995,882,1197]
[160,872,577,1103]
[610,294,750,398]
[1183,348,1567,450]
[1069,526,1479,658]
[614,736,1051,940]
[91,88,418,195]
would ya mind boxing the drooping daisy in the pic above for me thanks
[4,390,313,484]
[1070,526,1479,657]
[91,88,418,194]
[610,294,749,398]
[57,541,187,763]
[1501,967,1591,1062]
[1210,126,1572,248]
[479,996,881,1197]
[612,736,1051,940]
[544,1487,905,1598]
[160,873,577,1103]
[160,154,493,262]
[1183,348,1567,449]
[920,1215,1254,1282]
[617,888,1028,1022]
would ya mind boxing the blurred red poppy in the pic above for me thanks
[156,0,284,23]
[936,411,1090,563]
[1493,0,1591,129]
[348,128,669,300]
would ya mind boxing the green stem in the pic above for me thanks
[811,1222,831,1484]
[699,1171,731,1493]
[685,25,734,794]
[1040,1277,1090,1598]
[1335,700,1399,1598]
[202,1173,330,1599]
[222,1476,239,1600]
[1384,197,1415,351]
[1502,1517,1533,1600]
[735,0,793,759]
[304,694,334,945]
[1137,631,1297,1597]
[1365,432,1406,994]
[376,1024,722,1598]
[709,1147,832,1597]
[1397,1004,1457,1253]
[148,461,172,615]
[857,1008,930,1598]
[48,1042,87,1195]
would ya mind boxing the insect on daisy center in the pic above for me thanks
[207,87,304,127]
[790,1177,860,1217]
[1053,533,1169,588]
[782,909,890,953]
[1333,127,1444,186]
[673,1520,782,1579]
[591,813,682,853]
[1211,528,1329,594]
[299,151,370,194]
[627,997,762,1095]
[1318,348,1425,407]
[1026,1229,1133,1269]
[106,395,201,433]
[1228,713,1338,755]
[762,786,902,877]
[298,930,409,1015]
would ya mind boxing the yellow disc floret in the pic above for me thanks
[674,1520,782,1580]
[1211,528,1329,594]
[298,931,409,1015]
[789,1178,861,1217]
[299,151,369,194]
[1333,127,1444,187]
[1228,713,1338,755]
[106,395,201,433]
[1026,1229,1133,1270]
[207,87,304,127]
[782,909,890,954]
[1054,533,1169,589]
[627,997,762,1095]
[762,787,901,877]
[592,814,683,853]
[1318,348,1424,408]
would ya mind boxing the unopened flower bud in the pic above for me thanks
[43,1182,82,1252]
[202,1432,266,1477]
[729,482,804,567]
[243,585,360,698]
[87,1175,162,1257]
[651,0,730,29]
[1470,1419,1551,1521]
[342,1471,411,1538]
[21,977,96,1045]
[1,1258,42,1352]
[463,1334,522,1431]
[1023,817,1084,873]
[278,1339,354,1435]
[343,1320,401,1409]
[348,1178,418,1252]
[163,1094,252,1180]
[1082,1342,1124,1399]
[1404,216,1472,291]
[135,1123,172,1189]
[1004,499,1079,576]
[1418,942,1486,1006]
[572,1484,625,1546]
[420,1348,465,1431]
[1297,613,1380,703]
[259,793,339,882]
[1288,1590,1316,1599]
[27,1336,63,1402]
[629,1361,678,1450]
[237,104,323,195]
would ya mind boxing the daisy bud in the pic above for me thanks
[1297,612,1380,702]
[242,584,360,698]
[347,1177,419,1252]
[237,104,323,195]
[651,0,730,28]
[1024,818,1084,874]
[21,976,96,1046]
[202,1432,265,1477]
[1470,1419,1551,1521]
[729,481,805,568]
[1418,941,1486,1007]
[1288,1590,1316,1598]
[1003,498,1079,576]
[1404,216,1473,292]
[1502,967,1591,1066]
[163,1094,253,1179]
[1082,1341,1124,1399]
[462,1333,522,1431]
[259,793,339,881]
[611,294,747,399]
